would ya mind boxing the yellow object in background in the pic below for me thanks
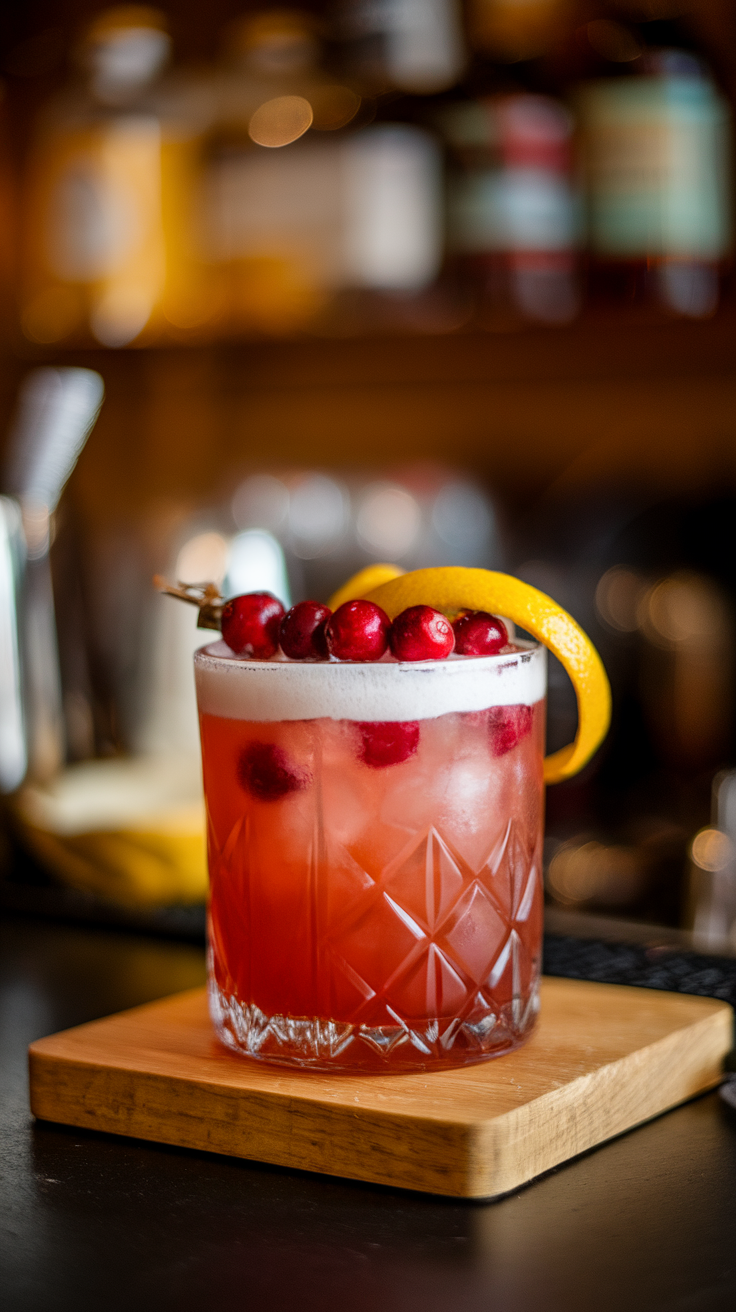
[23,118,167,347]
[14,754,207,908]
[157,124,225,340]
[21,7,218,348]
[19,821,207,909]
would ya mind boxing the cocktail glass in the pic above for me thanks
[195,638,546,1072]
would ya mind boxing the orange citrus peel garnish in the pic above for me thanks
[329,565,611,785]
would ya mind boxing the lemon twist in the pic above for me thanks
[329,565,610,784]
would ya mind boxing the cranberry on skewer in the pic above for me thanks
[325,600,391,662]
[221,592,285,659]
[280,601,331,660]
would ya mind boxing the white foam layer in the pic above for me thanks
[194,641,546,723]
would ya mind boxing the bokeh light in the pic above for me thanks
[175,532,228,586]
[586,19,642,63]
[639,573,729,649]
[547,839,644,908]
[690,827,733,873]
[595,566,645,632]
[248,96,313,148]
[288,473,348,558]
[432,480,493,560]
[310,84,361,131]
[356,483,422,558]
[225,529,290,605]
[232,474,289,533]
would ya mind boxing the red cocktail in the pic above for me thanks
[195,641,546,1071]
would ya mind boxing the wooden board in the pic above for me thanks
[28,979,732,1199]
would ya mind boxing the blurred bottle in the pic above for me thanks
[578,50,732,318]
[151,51,223,340]
[201,11,443,335]
[201,9,363,335]
[686,775,736,951]
[21,7,219,348]
[337,0,466,95]
[636,570,734,770]
[21,7,171,347]
[0,81,16,348]
[442,94,581,326]
[335,123,444,327]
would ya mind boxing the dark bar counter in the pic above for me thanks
[3,910,736,1312]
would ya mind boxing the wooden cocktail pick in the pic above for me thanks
[153,576,223,631]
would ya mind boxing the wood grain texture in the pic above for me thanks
[28,978,732,1198]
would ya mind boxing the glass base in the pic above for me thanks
[208,976,540,1073]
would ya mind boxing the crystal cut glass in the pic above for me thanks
[195,642,546,1072]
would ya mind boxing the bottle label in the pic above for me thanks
[579,78,731,259]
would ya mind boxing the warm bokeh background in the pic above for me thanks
[3,0,736,943]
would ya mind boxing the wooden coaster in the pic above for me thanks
[29,978,731,1198]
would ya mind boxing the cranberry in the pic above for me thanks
[280,600,331,660]
[237,741,310,801]
[453,610,508,656]
[488,705,533,757]
[325,600,391,662]
[357,721,420,768]
[221,592,284,659]
[389,606,454,662]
